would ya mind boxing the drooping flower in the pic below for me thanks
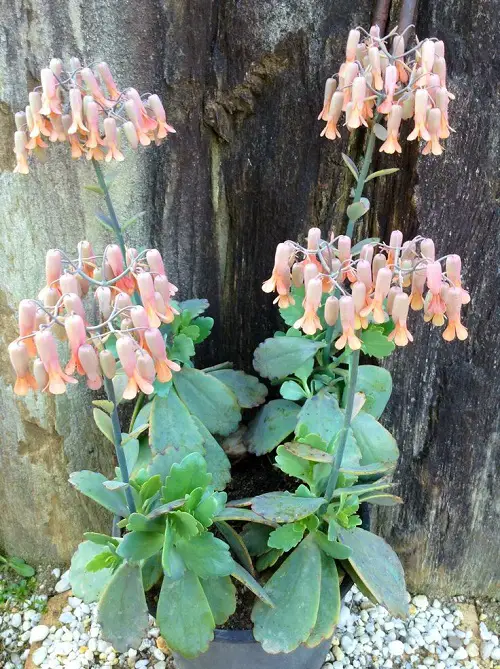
[379,105,403,154]
[103,118,124,162]
[436,88,451,139]
[292,263,304,287]
[262,243,295,308]
[81,67,113,109]
[342,62,359,111]
[77,344,103,390]
[338,235,356,282]
[130,306,150,346]
[392,35,409,83]
[377,66,398,114]
[18,299,37,356]
[387,230,404,267]
[33,358,49,391]
[335,296,362,350]
[388,293,413,346]
[137,271,178,327]
[424,261,446,326]
[346,77,368,129]
[361,266,392,324]
[368,46,384,90]
[84,99,105,160]
[35,329,77,394]
[116,336,154,399]
[145,328,181,383]
[318,78,337,121]
[40,68,62,116]
[8,341,37,396]
[96,286,113,320]
[324,295,339,326]
[345,29,360,62]
[13,131,29,175]
[352,281,369,329]
[442,287,468,341]
[321,91,344,140]
[446,254,470,304]
[293,277,322,335]
[68,88,88,134]
[409,266,427,311]
[96,62,121,101]
[407,89,431,142]
[372,253,387,283]
[64,314,87,375]
[148,95,176,139]
[99,350,117,379]
[60,273,81,297]
[422,108,443,156]
[106,244,135,294]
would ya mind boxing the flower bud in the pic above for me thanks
[131,305,149,331]
[65,314,86,349]
[339,295,356,328]
[60,273,80,296]
[426,261,443,294]
[421,40,435,72]
[337,235,351,263]
[9,341,30,376]
[346,29,361,61]
[356,259,372,291]
[145,328,165,359]
[392,292,410,322]
[147,249,166,276]
[136,350,156,384]
[401,93,415,120]
[19,299,37,336]
[387,285,403,314]
[64,293,86,320]
[15,111,27,131]
[291,263,304,287]
[360,244,374,264]
[96,286,112,319]
[115,292,133,314]
[35,308,50,329]
[307,228,321,252]
[78,344,102,389]
[123,121,139,149]
[368,47,383,89]
[116,336,137,376]
[45,249,62,286]
[372,253,387,281]
[324,296,339,326]
[42,287,60,308]
[50,58,63,78]
[352,281,366,313]
[421,238,435,261]
[99,350,116,379]
[374,267,392,301]
[303,262,319,289]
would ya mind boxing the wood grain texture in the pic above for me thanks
[0,0,497,593]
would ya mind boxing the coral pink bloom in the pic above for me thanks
[13,131,29,175]
[346,77,368,129]
[131,306,150,346]
[318,78,337,121]
[81,67,114,108]
[18,299,37,357]
[77,344,103,390]
[324,295,339,326]
[84,99,104,150]
[33,358,49,391]
[387,285,403,315]
[361,266,392,323]
[436,88,451,139]
[338,235,356,282]
[68,89,88,134]
[106,245,135,294]
[420,40,436,81]
[377,66,398,114]
[25,107,48,151]
[154,275,178,305]
[408,89,431,142]
[372,253,387,282]
[29,92,51,138]
[321,91,344,140]
[335,296,362,351]
[137,272,177,327]
[292,262,304,287]
[303,262,320,290]
[99,350,116,380]
[114,292,133,316]
[387,230,404,268]
[64,314,87,375]
[388,293,413,346]
[103,118,125,162]
[409,266,427,311]
[60,273,80,297]
[145,328,181,383]
[9,341,37,396]
[64,294,86,321]
[123,121,139,149]
[40,68,61,116]
[345,29,360,62]
[352,281,369,329]
[148,95,176,138]
[262,243,295,308]
[63,113,84,158]
[116,336,154,399]
[424,261,446,326]
[392,35,409,83]
[342,62,359,111]
[35,329,77,394]
[136,350,156,385]
[446,254,470,304]
[96,62,121,101]
[294,277,323,335]
[125,99,151,146]
[420,238,435,261]
[79,240,96,278]
[360,244,374,264]
[127,88,157,132]
[379,105,403,154]
[368,47,384,90]
[96,286,113,319]
[442,287,468,342]
[147,249,178,295]
[422,108,444,156]
[356,259,373,293]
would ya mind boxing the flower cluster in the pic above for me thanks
[263,228,469,349]
[319,26,454,155]
[8,244,181,397]
[13,58,175,174]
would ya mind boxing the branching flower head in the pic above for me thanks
[319,27,454,155]
[12,58,175,174]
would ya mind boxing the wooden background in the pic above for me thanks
[0,0,498,595]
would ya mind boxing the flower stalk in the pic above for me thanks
[92,159,127,262]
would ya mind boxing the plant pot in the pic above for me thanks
[170,505,370,669]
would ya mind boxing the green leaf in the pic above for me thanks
[92,399,115,414]
[283,441,333,463]
[191,417,231,491]
[95,212,114,230]
[293,357,315,383]
[193,491,226,527]
[147,499,185,519]
[253,336,324,380]
[214,507,278,527]
[230,562,274,607]
[169,510,204,540]
[69,471,128,516]
[83,532,119,547]
[351,413,399,468]
[191,316,214,343]
[140,475,162,505]
[116,531,164,562]
[121,210,146,230]
[8,557,35,578]
[84,184,104,195]
[98,561,149,653]
[313,531,353,560]
[373,122,388,140]
[173,367,241,437]
[162,452,211,503]
[142,552,163,591]
[344,365,392,419]
[251,492,324,523]
[149,390,204,456]
[359,493,403,506]
[267,523,305,551]
[162,520,186,579]
[338,527,409,618]
[275,445,314,486]
[176,533,234,579]
[365,168,400,182]
[360,327,396,359]
[351,238,380,255]
[180,324,201,340]
[279,286,305,326]
[157,570,215,658]
[179,299,210,318]
[209,369,268,409]
[245,399,300,456]
[153,379,172,397]
[216,521,255,576]
[256,548,283,571]
[126,513,165,533]
[69,542,114,603]
[341,153,359,181]
[305,552,341,647]
[93,408,114,443]
[201,577,237,626]
[280,380,307,400]
[85,551,119,573]
[123,438,140,475]
[346,199,369,222]
[252,536,321,653]
[241,524,273,557]
[169,334,195,363]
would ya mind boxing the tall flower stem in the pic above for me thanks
[92,159,127,262]
[326,125,377,501]
[104,377,136,514]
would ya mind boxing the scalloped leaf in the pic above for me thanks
[343,365,392,419]
[149,390,204,456]
[191,417,231,491]
[69,541,114,604]
[245,399,300,456]
[351,412,399,467]
[251,536,321,653]
[201,576,237,626]
[69,471,128,517]
[253,336,324,380]
[305,552,341,647]
[209,369,268,408]
[173,367,241,436]
[251,492,324,523]
[97,561,149,652]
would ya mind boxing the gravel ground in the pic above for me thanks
[1,569,498,669]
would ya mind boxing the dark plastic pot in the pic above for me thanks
[170,506,370,669]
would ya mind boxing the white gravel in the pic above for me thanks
[1,570,498,669]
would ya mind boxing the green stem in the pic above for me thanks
[345,125,378,240]
[129,392,145,432]
[92,159,127,261]
[325,348,360,500]
[104,377,136,514]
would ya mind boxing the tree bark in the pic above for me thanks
[0,0,497,595]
